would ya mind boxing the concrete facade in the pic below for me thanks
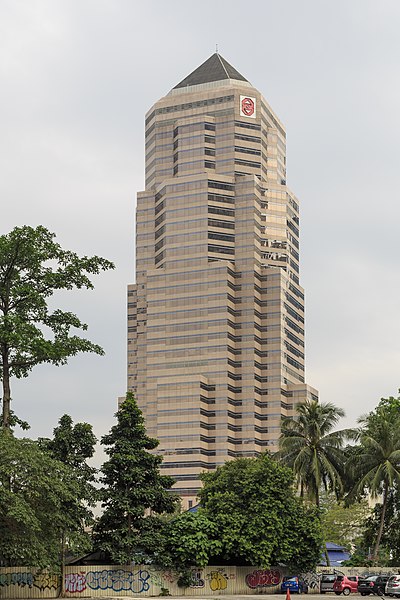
[127,54,318,507]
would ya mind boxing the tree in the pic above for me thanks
[93,392,179,564]
[277,400,349,566]
[194,453,323,570]
[0,431,82,568]
[0,225,114,429]
[162,512,223,570]
[320,492,370,550]
[359,484,400,565]
[277,400,348,505]
[347,395,400,561]
[39,415,98,594]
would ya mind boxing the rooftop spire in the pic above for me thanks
[173,53,249,90]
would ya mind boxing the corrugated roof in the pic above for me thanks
[173,53,249,89]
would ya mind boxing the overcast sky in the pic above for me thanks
[1,0,400,457]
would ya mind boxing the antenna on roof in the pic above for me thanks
[216,43,219,54]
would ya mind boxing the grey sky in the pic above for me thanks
[1,0,399,453]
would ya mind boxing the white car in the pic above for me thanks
[386,575,400,597]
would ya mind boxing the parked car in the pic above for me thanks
[320,574,337,594]
[358,575,389,596]
[386,575,400,597]
[333,575,359,595]
[281,576,308,594]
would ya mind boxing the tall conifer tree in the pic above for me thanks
[94,392,178,564]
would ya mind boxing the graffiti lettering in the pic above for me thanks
[190,569,205,588]
[65,569,151,594]
[149,569,176,588]
[0,572,34,588]
[300,572,320,590]
[65,572,87,593]
[245,568,281,589]
[209,571,228,591]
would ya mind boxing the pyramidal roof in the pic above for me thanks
[173,53,249,89]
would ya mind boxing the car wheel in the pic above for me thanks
[361,594,367,597]
[343,588,351,596]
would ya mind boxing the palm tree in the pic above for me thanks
[277,400,349,565]
[348,412,400,562]
[278,400,348,505]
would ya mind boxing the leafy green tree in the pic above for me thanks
[359,485,400,565]
[39,415,98,591]
[0,431,82,568]
[162,512,223,570]
[93,392,179,564]
[347,395,400,561]
[192,453,323,569]
[320,492,370,550]
[0,225,114,429]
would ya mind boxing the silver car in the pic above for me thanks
[386,575,400,597]
[320,574,336,594]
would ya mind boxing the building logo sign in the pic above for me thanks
[240,95,256,118]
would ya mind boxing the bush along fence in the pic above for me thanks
[0,565,395,598]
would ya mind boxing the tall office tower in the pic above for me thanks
[127,53,318,508]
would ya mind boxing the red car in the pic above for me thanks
[333,576,360,596]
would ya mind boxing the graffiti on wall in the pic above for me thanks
[301,572,320,590]
[149,570,176,588]
[65,569,150,594]
[208,570,228,591]
[0,572,59,590]
[189,569,205,588]
[245,569,282,589]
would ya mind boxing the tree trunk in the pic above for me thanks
[316,489,331,567]
[373,480,389,562]
[59,532,66,598]
[1,352,11,430]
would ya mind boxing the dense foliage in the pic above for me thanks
[0,225,114,429]
[39,415,98,556]
[190,453,323,569]
[0,431,82,568]
[320,493,369,550]
[93,392,179,564]
[347,394,400,560]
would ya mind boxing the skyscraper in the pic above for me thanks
[127,53,318,508]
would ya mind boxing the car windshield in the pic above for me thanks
[365,577,378,581]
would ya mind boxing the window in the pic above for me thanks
[208,193,235,204]
[208,180,234,192]
[208,218,235,229]
[208,205,235,217]
[208,244,235,255]
[235,158,261,168]
[204,161,215,169]
[235,120,261,131]
[235,146,261,156]
[209,232,235,243]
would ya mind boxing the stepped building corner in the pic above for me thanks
[127,53,318,508]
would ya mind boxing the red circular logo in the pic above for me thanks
[241,97,255,116]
